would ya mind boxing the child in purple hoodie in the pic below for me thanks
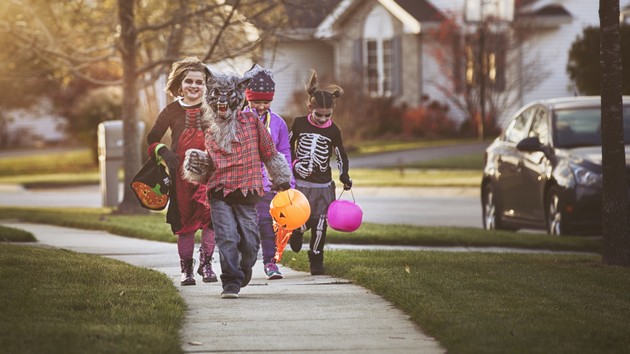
[243,64,294,280]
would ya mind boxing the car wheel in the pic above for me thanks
[482,183,502,230]
[546,186,567,236]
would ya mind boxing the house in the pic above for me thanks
[260,0,630,127]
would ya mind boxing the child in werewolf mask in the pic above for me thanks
[182,66,292,299]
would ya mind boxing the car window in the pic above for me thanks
[504,107,533,143]
[554,107,601,148]
[529,107,549,145]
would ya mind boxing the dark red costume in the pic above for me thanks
[147,100,211,234]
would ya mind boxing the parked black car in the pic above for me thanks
[481,96,630,236]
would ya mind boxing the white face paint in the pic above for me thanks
[181,71,206,105]
[310,108,333,126]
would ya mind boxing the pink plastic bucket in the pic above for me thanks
[327,199,363,232]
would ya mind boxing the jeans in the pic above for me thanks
[255,192,276,264]
[210,198,260,291]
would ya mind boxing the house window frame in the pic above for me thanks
[363,6,395,97]
[364,37,393,97]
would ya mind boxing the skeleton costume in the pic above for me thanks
[287,69,350,275]
[289,114,350,260]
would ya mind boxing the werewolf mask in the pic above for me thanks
[205,66,250,121]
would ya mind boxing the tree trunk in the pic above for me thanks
[600,0,630,266]
[116,0,147,214]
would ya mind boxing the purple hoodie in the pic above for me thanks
[242,107,295,192]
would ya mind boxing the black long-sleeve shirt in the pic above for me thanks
[289,115,349,184]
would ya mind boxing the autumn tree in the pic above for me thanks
[599,0,630,267]
[428,14,547,138]
[0,0,285,213]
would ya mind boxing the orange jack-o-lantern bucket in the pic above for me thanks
[269,189,311,230]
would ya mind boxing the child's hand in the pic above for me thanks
[184,149,212,175]
[272,182,291,191]
[340,174,352,190]
[158,147,180,172]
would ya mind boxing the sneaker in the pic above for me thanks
[221,285,239,299]
[241,268,253,287]
[289,231,303,253]
[264,262,283,280]
[221,291,239,299]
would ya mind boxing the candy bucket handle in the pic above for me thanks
[337,188,356,203]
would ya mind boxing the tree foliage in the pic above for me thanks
[0,0,286,213]
[427,15,548,138]
[567,24,630,95]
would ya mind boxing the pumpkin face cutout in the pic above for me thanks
[130,159,170,211]
[131,181,169,210]
[269,189,311,230]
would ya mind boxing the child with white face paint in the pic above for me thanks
[146,57,217,286]
[288,69,352,275]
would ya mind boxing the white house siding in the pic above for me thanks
[399,32,422,107]
[330,0,426,108]
[262,40,335,116]
[520,1,613,106]
[421,35,454,106]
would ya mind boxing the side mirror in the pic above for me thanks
[517,136,554,160]
[516,137,543,152]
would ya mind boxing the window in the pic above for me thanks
[465,32,506,92]
[529,108,549,145]
[504,108,533,144]
[363,6,394,97]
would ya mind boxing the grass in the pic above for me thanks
[0,206,601,253]
[3,141,627,353]
[352,168,482,187]
[0,224,36,242]
[352,137,482,154]
[282,250,630,354]
[0,243,185,354]
[0,149,97,177]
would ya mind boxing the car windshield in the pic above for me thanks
[553,105,630,148]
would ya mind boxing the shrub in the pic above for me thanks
[402,96,458,138]
[65,86,122,162]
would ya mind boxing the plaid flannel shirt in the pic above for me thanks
[205,111,276,197]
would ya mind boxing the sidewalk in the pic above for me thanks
[4,221,445,353]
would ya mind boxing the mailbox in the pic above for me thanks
[97,120,144,207]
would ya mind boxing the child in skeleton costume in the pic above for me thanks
[288,70,352,275]
[146,57,217,286]
[183,66,292,299]
[242,64,294,280]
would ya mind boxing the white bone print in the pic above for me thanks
[294,133,331,179]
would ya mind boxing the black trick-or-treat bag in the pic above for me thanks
[130,159,170,210]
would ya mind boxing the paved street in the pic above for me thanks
[0,183,482,228]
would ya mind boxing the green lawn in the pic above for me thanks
[0,206,600,252]
[284,250,630,354]
[3,141,629,354]
[0,243,184,354]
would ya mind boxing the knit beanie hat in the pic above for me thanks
[244,64,275,101]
